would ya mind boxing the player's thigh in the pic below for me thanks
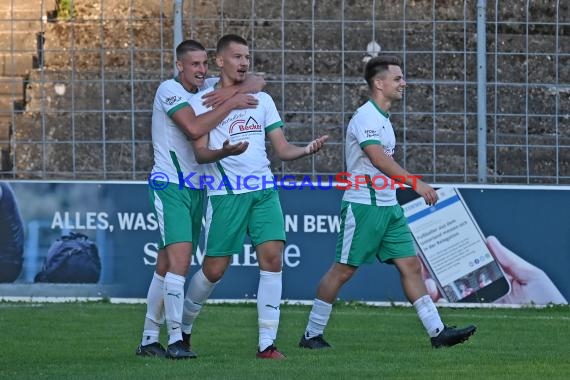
[378,205,416,262]
[204,193,250,256]
[149,183,201,248]
[335,201,387,266]
[186,188,205,255]
[248,189,286,246]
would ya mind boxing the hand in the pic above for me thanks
[423,236,567,305]
[220,139,249,158]
[202,86,235,109]
[486,236,567,305]
[304,135,329,155]
[202,89,259,110]
[228,93,259,110]
[415,181,438,206]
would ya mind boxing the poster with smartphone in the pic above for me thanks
[401,187,511,303]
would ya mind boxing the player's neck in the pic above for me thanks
[370,96,392,114]
[219,75,242,88]
[177,75,198,94]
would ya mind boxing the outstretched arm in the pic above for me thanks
[202,74,266,109]
[362,144,437,205]
[267,127,328,161]
[191,135,249,164]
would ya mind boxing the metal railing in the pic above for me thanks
[0,0,567,183]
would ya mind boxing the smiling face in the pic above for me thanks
[176,50,208,92]
[374,65,406,101]
[216,41,250,85]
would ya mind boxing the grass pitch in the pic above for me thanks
[0,302,568,379]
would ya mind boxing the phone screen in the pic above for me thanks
[401,187,510,303]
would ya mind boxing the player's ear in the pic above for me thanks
[175,59,183,73]
[373,77,383,91]
[216,54,224,68]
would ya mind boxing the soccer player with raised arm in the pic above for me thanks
[136,39,263,360]
[183,34,328,359]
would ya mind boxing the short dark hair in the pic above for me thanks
[364,55,402,88]
[176,40,206,61]
[216,34,248,54]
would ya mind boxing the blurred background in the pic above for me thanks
[0,0,568,183]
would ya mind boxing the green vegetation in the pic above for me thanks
[0,302,568,379]
[56,0,75,21]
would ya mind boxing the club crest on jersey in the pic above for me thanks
[229,117,263,136]
[163,95,182,105]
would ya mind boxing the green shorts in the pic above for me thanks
[149,181,204,252]
[335,201,415,266]
[204,188,286,256]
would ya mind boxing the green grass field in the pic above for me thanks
[1,302,568,379]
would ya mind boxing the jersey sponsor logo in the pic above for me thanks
[364,129,379,138]
[163,95,182,105]
[229,116,263,136]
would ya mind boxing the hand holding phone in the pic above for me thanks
[422,234,567,304]
[402,187,510,303]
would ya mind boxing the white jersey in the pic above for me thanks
[342,99,398,206]
[189,89,283,195]
[151,77,218,188]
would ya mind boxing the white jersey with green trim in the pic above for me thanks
[189,89,283,195]
[342,99,398,206]
[151,77,218,188]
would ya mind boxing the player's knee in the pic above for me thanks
[330,264,355,284]
[396,256,422,278]
[203,266,226,282]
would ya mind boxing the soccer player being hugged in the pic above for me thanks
[299,55,476,350]
[137,39,264,360]
[184,34,328,359]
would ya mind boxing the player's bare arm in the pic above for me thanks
[191,134,249,164]
[202,74,266,109]
[172,95,258,140]
[266,128,329,161]
[362,144,438,205]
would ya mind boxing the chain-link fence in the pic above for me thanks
[0,0,568,183]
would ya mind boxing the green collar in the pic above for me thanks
[174,76,198,94]
[368,99,390,118]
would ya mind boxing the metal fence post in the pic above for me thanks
[173,0,184,76]
[477,0,488,183]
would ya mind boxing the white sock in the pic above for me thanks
[304,298,333,339]
[257,270,282,351]
[182,269,219,334]
[413,295,445,337]
[141,272,165,346]
[164,272,185,345]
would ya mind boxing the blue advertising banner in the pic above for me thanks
[0,181,568,305]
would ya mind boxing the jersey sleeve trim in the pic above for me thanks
[166,102,189,118]
[265,121,283,133]
[359,140,381,149]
